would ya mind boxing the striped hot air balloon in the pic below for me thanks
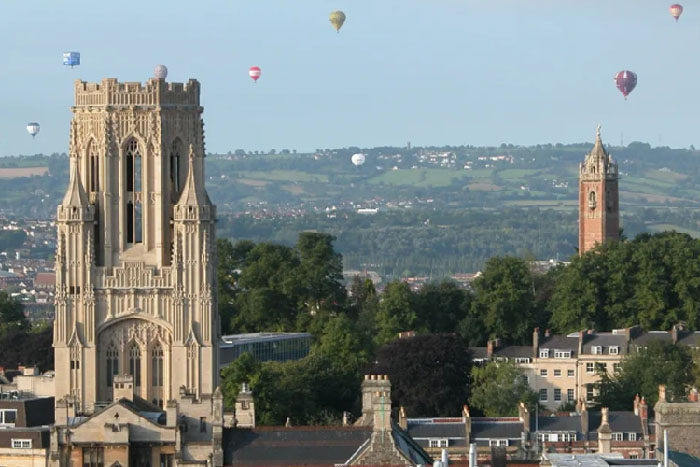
[249,66,261,83]
[670,4,683,21]
[614,70,637,100]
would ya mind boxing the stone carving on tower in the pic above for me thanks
[578,125,619,254]
[53,78,219,415]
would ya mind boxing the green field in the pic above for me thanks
[368,169,471,188]
[238,170,328,183]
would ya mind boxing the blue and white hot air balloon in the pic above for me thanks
[26,122,40,139]
[62,52,80,68]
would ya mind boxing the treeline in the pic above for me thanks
[0,291,52,372]
[217,230,700,424]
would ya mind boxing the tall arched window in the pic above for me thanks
[151,344,164,388]
[106,344,119,388]
[170,139,182,196]
[125,140,142,244]
[129,344,141,388]
[588,191,597,210]
[188,344,197,389]
[88,142,99,193]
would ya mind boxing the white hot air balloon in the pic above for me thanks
[154,64,168,79]
[26,122,40,139]
[351,153,366,166]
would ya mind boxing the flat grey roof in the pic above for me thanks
[220,332,312,347]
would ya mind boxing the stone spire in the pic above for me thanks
[62,157,89,207]
[176,144,209,207]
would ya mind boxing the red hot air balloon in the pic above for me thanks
[614,70,637,100]
[670,4,683,21]
[249,66,261,83]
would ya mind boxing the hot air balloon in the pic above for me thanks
[26,122,40,139]
[351,153,366,166]
[62,52,80,68]
[154,64,168,79]
[329,10,346,33]
[670,4,683,21]
[614,70,637,100]
[249,66,261,83]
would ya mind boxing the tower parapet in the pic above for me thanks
[73,78,201,108]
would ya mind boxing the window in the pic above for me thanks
[561,433,576,442]
[515,357,530,364]
[170,139,182,195]
[125,140,142,244]
[586,384,594,401]
[613,363,621,372]
[554,351,571,359]
[539,349,549,358]
[429,439,448,448]
[200,417,207,433]
[152,344,164,387]
[129,344,141,388]
[591,346,602,355]
[612,433,623,441]
[540,369,548,376]
[489,439,509,447]
[539,389,548,402]
[628,433,637,441]
[554,369,561,377]
[567,389,575,401]
[11,439,31,449]
[89,143,99,193]
[609,346,619,355]
[630,455,639,460]
[586,362,595,374]
[567,369,575,377]
[538,433,550,443]
[596,362,607,373]
[0,409,17,426]
[160,454,174,467]
[588,191,597,209]
[106,344,119,388]
[554,389,561,402]
[82,447,104,467]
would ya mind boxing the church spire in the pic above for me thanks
[62,156,90,207]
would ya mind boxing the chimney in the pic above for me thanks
[638,396,648,421]
[235,382,255,428]
[356,374,392,426]
[112,375,134,402]
[580,403,589,440]
[545,329,551,338]
[487,340,494,358]
[518,402,530,433]
[469,443,477,467]
[399,406,407,430]
[578,331,584,357]
[671,325,679,344]
[166,400,178,427]
[372,376,392,432]
[689,388,699,403]
[633,394,640,415]
[532,328,540,359]
[597,407,612,454]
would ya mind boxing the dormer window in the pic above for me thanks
[591,346,603,355]
[609,346,619,355]
[539,349,549,358]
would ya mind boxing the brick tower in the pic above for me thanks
[579,125,619,254]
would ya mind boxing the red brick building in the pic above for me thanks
[579,125,619,254]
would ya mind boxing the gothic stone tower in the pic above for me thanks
[579,126,619,254]
[54,78,218,414]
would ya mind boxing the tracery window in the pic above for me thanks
[106,344,119,387]
[129,344,141,388]
[170,139,182,195]
[126,140,142,244]
[588,190,597,210]
[151,344,164,388]
[88,142,99,193]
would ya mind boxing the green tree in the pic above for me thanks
[296,232,345,312]
[372,334,471,417]
[0,291,27,336]
[469,361,538,416]
[416,280,472,333]
[594,340,695,410]
[470,257,536,344]
[374,281,419,346]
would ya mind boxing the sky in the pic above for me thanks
[0,0,698,156]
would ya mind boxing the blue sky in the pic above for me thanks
[0,0,698,156]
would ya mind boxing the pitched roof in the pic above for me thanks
[540,335,578,352]
[537,415,581,433]
[62,157,89,207]
[407,420,466,439]
[472,420,524,439]
[581,334,627,355]
[223,426,372,466]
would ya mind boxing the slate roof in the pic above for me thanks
[470,347,488,360]
[494,346,532,358]
[630,331,672,348]
[540,335,578,352]
[581,334,627,355]
[472,420,524,439]
[391,425,434,465]
[588,411,643,434]
[536,415,581,433]
[223,426,372,466]
[676,332,700,348]
[407,421,466,439]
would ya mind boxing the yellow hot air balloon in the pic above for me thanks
[329,10,346,33]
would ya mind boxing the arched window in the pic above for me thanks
[106,344,119,388]
[88,142,99,193]
[151,344,164,388]
[126,140,142,244]
[170,139,182,196]
[188,344,197,389]
[129,344,141,388]
[588,191,597,210]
